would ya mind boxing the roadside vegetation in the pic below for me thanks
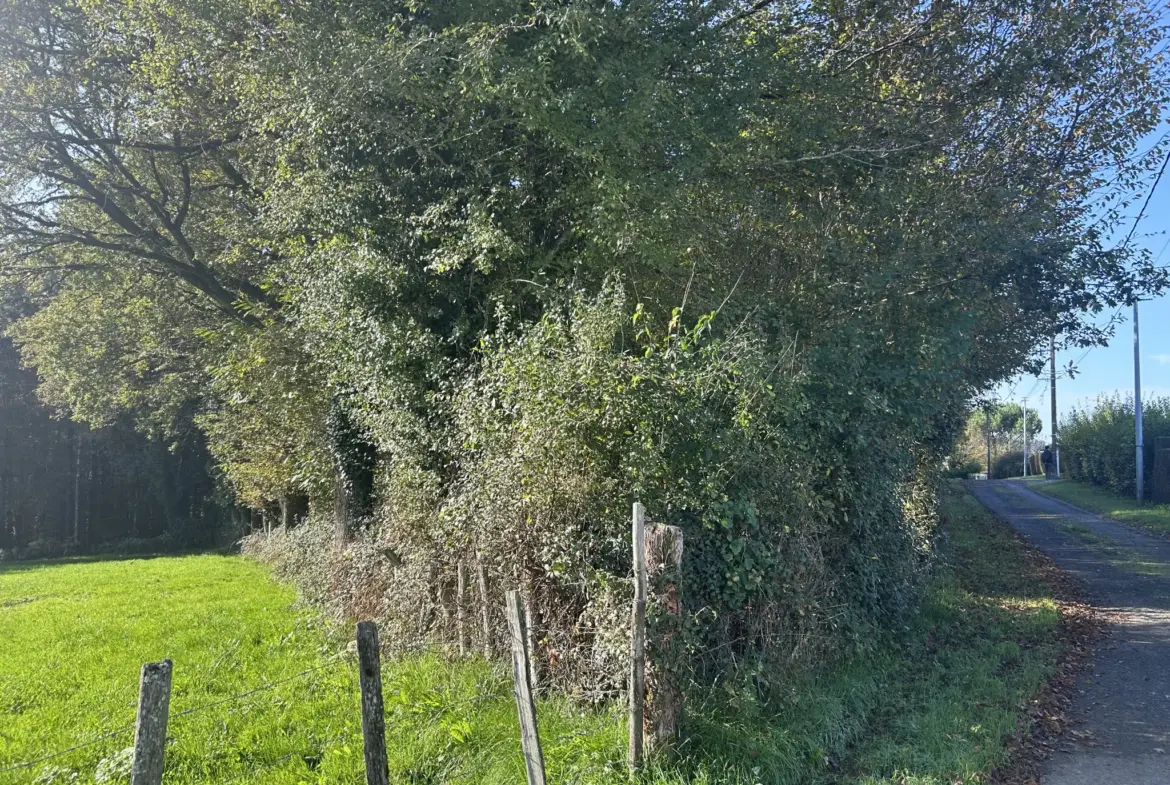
[1023,477,1170,537]
[0,0,1163,779]
[1059,394,1170,501]
[1,484,1063,785]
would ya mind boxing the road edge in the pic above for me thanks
[978,487,1108,784]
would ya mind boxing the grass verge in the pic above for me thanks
[1019,476,1170,536]
[0,483,1066,785]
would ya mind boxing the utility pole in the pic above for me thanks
[1050,338,1060,478]
[986,403,992,479]
[1117,149,1168,500]
[1135,302,1144,502]
[1022,397,1029,477]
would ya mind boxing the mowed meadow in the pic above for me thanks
[1,486,1066,785]
[0,554,629,785]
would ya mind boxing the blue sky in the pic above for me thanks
[995,128,1170,443]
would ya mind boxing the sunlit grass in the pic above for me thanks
[1022,477,1170,535]
[0,484,1063,784]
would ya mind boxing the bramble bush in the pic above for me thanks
[249,283,941,693]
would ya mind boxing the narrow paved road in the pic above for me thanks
[968,480,1170,785]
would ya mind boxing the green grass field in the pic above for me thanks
[1020,476,1170,535]
[0,484,1062,785]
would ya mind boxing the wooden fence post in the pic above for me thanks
[506,590,547,785]
[457,562,469,657]
[646,523,684,756]
[356,621,389,785]
[130,659,172,785]
[477,558,492,657]
[629,501,647,773]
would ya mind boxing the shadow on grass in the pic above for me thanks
[0,548,241,576]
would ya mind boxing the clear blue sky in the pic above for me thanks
[995,127,1170,443]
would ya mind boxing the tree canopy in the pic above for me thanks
[1,0,1168,678]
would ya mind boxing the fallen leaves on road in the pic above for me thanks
[991,527,1109,785]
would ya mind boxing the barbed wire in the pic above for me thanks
[214,731,355,785]
[0,723,135,775]
[170,652,349,722]
[0,652,352,776]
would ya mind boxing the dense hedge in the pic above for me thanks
[248,289,945,691]
[1060,395,1170,497]
[992,451,1028,479]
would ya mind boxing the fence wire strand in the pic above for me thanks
[170,652,349,721]
[0,722,135,774]
[0,651,352,776]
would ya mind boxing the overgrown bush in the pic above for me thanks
[1060,395,1170,496]
[944,460,984,479]
[249,285,942,694]
[991,451,1026,479]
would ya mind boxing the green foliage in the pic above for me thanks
[953,403,1044,472]
[943,460,983,479]
[1,0,1168,700]
[1,484,1062,785]
[197,324,334,508]
[1060,394,1170,497]
[991,450,1028,479]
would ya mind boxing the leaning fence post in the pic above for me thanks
[356,621,389,785]
[629,501,647,773]
[130,659,172,785]
[506,590,547,785]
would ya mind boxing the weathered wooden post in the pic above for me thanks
[130,659,172,785]
[457,562,469,657]
[356,621,389,785]
[629,501,647,773]
[645,523,684,755]
[505,590,547,785]
[477,558,492,657]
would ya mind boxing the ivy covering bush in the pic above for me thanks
[249,284,942,689]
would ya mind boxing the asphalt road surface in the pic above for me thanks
[968,480,1170,785]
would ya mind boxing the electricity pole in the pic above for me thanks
[1050,338,1059,478]
[1022,397,1029,477]
[986,403,992,479]
[1135,302,1144,502]
[1118,149,1168,500]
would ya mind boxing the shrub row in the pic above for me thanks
[1060,395,1170,497]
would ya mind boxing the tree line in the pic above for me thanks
[0,338,226,557]
[1,0,1167,678]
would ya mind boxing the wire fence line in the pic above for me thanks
[0,722,136,774]
[170,652,350,721]
[0,642,517,782]
[3,508,686,785]
[0,651,353,776]
[214,730,356,785]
